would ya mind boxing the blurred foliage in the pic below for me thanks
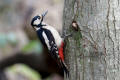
[0,0,11,14]
[22,40,43,54]
[53,0,61,3]
[7,32,18,46]
[6,64,41,80]
[0,34,7,48]
[0,33,17,48]
[0,0,64,80]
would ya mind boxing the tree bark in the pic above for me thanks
[63,0,120,80]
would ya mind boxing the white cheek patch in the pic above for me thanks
[34,18,40,25]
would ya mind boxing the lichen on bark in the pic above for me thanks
[63,0,120,80]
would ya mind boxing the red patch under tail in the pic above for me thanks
[58,42,64,61]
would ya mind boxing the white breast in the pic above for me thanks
[43,25,62,47]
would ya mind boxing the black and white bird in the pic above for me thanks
[31,11,69,75]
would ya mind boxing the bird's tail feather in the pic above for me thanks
[59,60,69,77]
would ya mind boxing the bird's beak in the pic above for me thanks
[42,10,48,17]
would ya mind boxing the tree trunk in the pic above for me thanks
[62,0,120,80]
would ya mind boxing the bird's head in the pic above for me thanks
[31,11,48,30]
[31,15,42,30]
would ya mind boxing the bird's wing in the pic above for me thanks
[42,29,60,60]
[49,41,60,60]
[43,29,69,76]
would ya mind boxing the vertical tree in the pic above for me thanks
[63,0,120,80]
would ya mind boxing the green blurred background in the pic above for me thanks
[0,0,64,80]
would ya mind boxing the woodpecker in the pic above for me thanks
[31,11,69,75]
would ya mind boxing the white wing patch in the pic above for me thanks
[42,31,51,50]
[43,25,62,47]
